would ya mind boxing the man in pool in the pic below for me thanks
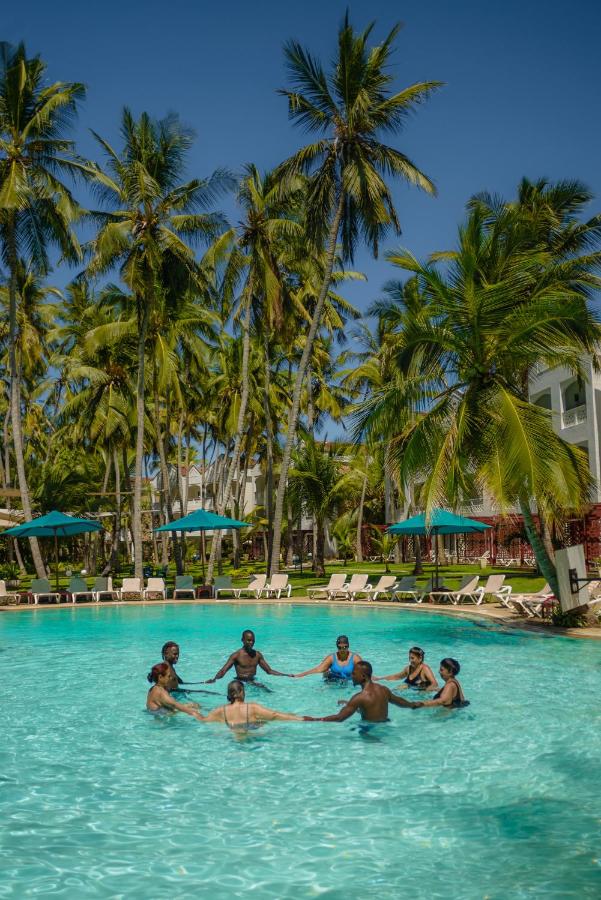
[303,660,419,723]
[204,629,291,690]
[161,641,217,695]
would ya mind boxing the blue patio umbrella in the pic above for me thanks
[2,510,103,590]
[387,509,491,589]
[155,509,250,578]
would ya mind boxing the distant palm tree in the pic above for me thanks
[269,14,441,574]
[0,43,85,576]
[86,109,229,576]
[288,436,347,577]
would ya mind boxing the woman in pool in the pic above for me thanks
[293,635,361,682]
[413,658,469,708]
[146,662,203,718]
[198,680,303,728]
[375,646,438,691]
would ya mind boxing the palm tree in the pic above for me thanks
[86,109,229,577]
[269,15,441,574]
[0,43,85,576]
[288,436,347,576]
[356,188,601,596]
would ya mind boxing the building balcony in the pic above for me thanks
[562,404,587,428]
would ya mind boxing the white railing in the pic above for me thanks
[562,404,587,428]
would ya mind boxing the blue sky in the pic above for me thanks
[5,0,601,356]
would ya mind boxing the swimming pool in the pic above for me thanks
[2,603,600,898]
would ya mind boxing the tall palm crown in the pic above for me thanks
[0,42,84,265]
[86,109,228,293]
[277,15,441,258]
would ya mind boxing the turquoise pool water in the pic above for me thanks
[2,603,600,898]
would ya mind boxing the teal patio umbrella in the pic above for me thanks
[387,509,491,589]
[155,509,250,579]
[2,510,103,590]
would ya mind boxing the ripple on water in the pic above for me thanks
[1,603,601,899]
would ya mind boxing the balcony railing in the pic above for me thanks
[562,404,587,428]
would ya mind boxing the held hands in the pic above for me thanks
[337,699,348,706]
[203,678,216,684]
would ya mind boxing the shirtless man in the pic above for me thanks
[304,660,419,723]
[204,630,291,690]
[198,680,302,727]
[161,641,216,695]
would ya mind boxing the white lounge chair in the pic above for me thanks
[263,574,292,598]
[173,575,195,599]
[363,575,398,601]
[428,575,474,604]
[237,574,268,598]
[337,573,370,601]
[143,577,166,600]
[30,578,61,604]
[308,573,347,601]
[477,574,512,607]
[118,577,143,601]
[0,579,20,605]
[430,576,481,605]
[509,583,553,617]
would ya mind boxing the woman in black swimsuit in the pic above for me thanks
[198,680,303,728]
[375,646,438,691]
[413,658,469,708]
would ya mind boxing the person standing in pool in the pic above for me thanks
[146,663,203,719]
[204,630,291,689]
[304,660,419,722]
[374,646,438,691]
[161,641,216,695]
[413,658,469,708]
[198,680,303,728]
[293,635,361,682]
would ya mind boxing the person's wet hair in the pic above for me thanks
[241,630,255,640]
[148,662,170,684]
[409,646,425,660]
[161,641,179,658]
[356,660,373,677]
[227,679,245,700]
[441,657,460,676]
[336,634,350,646]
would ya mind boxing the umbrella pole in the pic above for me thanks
[434,528,439,590]
[54,531,59,592]
[201,532,206,582]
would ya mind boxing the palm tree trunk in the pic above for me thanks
[413,537,423,576]
[270,193,345,575]
[519,497,559,597]
[262,329,275,572]
[207,293,252,583]
[132,296,150,579]
[355,474,367,562]
[7,218,45,577]
[153,380,183,574]
[108,446,121,572]
[315,519,326,577]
